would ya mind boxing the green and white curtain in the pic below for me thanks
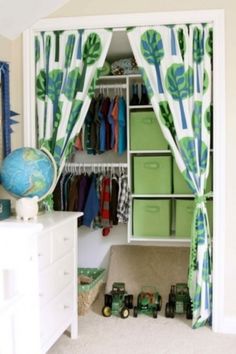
[128,24,213,328]
[35,29,112,179]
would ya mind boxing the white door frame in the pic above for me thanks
[23,10,226,333]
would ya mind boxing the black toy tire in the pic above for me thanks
[102,306,111,317]
[186,303,193,320]
[153,307,158,319]
[169,304,175,318]
[165,303,171,318]
[133,306,138,318]
[104,294,112,307]
[165,303,175,318]
[169,294,176,304]
[121,307,130,319]
[157,295,162,311]
[125,295,133,309]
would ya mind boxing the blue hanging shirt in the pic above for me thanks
[118,97,127,155]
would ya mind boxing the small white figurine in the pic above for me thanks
[15,196,39,221]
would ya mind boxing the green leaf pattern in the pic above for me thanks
[159,101,176,138]
[179,137,197,174]
[35,29,111,169]
[141,30,164,93]
[165,64,194,129]
[36,70,46,101]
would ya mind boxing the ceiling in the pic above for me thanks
[0,0,69,39]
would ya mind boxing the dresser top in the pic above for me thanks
[0,211,83,235]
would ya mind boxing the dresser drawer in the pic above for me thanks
[52,221,74,261]
[38,232,52,270]
[40,284,73,345]
[39,252,73,307]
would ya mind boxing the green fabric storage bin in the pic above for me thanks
[130,111,168,150]
[175,200,195,238]
[133,199,171,237]
[133,156,172,194]
[173,159,213,194]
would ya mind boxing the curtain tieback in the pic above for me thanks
[194,192,213,205]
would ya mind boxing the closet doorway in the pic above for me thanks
[23,10,225,332]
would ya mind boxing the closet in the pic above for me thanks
[23,10,225,332]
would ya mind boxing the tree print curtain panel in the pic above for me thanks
[127,24,213,328]
[35,29,112,179]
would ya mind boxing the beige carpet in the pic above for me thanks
[47,245,236,354]
[48,286,236,354]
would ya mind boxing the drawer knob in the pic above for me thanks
[39,293,44,297]
[64,305,70,309]
[63,237,69,241]
[64,271,70,276]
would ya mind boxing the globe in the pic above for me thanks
[0,147,56,199]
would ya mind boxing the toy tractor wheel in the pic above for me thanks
[165,302,174,318]
[157,295,162,311]
[121,307,130,319]
[133,306,138,318]
[125,295,133,309]
[169,285,176,304]
[102,306,112,317]
[186,303,193,320]
[153,307,158,319]
[104,294,112,307]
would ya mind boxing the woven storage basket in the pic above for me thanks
[78,268,105,315]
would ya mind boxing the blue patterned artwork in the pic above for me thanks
[0,61,19,158]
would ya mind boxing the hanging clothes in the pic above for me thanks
[117,172,130,224]
[100,176,111,236]
[74,93,127,155]
[118,96,127,155]
[83,174,99,227]
[108,98,115,149]
[53,166,130,235]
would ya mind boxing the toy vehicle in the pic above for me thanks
[102,282,133,319]
[133,286,162,318]
[165,283,192,319]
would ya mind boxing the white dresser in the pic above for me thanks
[0,211,82,354]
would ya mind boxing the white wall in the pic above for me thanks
[78,225,127,272]
[0,35,22,207]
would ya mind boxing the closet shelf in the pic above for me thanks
[130,150,171,154]
[128,236,191,246]
[99,74,141,80]
[132,194,194,198]
[96,84,127,89]
[131,194,214,199]
[129,105,152,109]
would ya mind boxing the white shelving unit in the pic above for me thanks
[125,75,213,245]
[78,73,213,246]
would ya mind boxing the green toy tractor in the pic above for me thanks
[165,283,192,319]
[102,282,133,319]
[133,286,162,318]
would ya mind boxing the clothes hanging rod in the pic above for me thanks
[95,84,127,89]
[65,162,128,168]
